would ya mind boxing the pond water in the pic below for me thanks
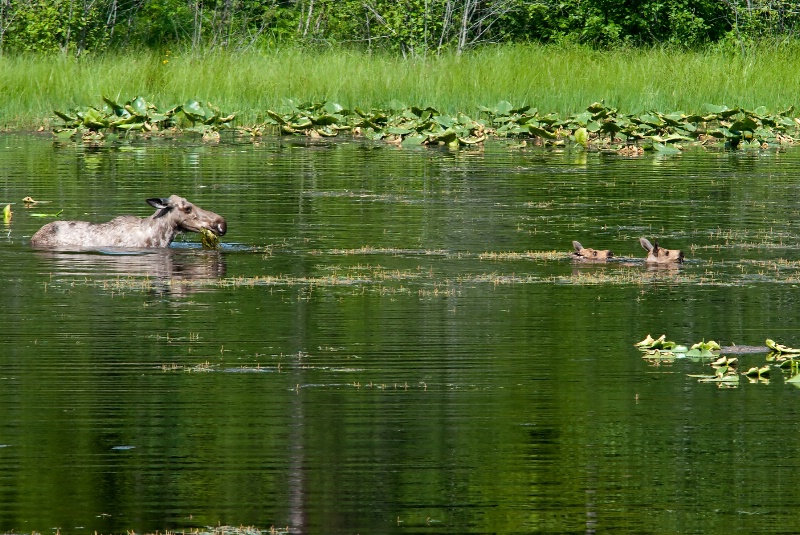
[3,132,800,534]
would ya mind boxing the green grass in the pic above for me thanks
[3,42,800,129]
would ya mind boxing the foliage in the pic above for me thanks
[52,95,235,140]
[243,99,800,152]
[2,0,800,55]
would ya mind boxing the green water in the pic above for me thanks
[3,133,800,534]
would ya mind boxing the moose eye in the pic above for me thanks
[182,206,193,214]
[592,251,597,256]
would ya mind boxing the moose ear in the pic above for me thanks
[146,198,170,209]
[573,241,583,252]
[639,237,653,252]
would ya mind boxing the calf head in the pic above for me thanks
[148,195,227,236]
[572,241,614,261]
[639,237,683,264]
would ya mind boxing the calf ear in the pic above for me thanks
[573,241,583,252]
[146,198,170,209]
[639,237,653,252]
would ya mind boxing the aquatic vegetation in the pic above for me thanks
[635,334,680,351]
[744,365,771,377]
[2,204,11,223]
[634,336,800,386]
[200,227,221,249]
[53,96,235,140]
[28,210,63,218]
[53,95,800,152]
[686,340,721,358]
[765,338,800,354]
[245,99,800,152]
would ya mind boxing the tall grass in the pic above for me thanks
[2,43,800,129]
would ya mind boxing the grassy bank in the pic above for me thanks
[2,43,800,129]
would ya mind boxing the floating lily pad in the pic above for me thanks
[766,339,800,354]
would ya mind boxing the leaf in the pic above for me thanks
[2,204,11,223]
[703,103,729,115]
[266,110,286,125]
[401,134,427,147]
[387,127,413,136]
[766,339,800,354]
[54,110,76,123]
[730,117,759,132]
[528,125,556,139]
[81,108,109,129]
[574,127,589,147]
[652,143,680,154]
[128,96,149,117]
[53,129,76,140]
[495,101,514,116]
[114,122,145,131]
[200,227,220,249]
[698,374,739,384]
[387,100,407,111]
[323,101,344,114]
[635,334,656,347]
[183,100,206,122]
[312,114,340,126]
[572,111,593,126]
[586,102,606,113]
[102,95,125,115]
[29,210,63,218]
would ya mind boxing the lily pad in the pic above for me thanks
[766,339,800,354]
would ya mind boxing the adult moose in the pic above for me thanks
[30,195,227,249]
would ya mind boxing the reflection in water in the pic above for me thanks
[35,247,227,295]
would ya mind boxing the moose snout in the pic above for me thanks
[213,219,227,236]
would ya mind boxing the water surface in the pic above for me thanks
[3,133,800,534]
